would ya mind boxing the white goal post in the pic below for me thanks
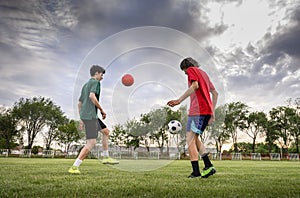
[0,149,8,157]
[251,153,261,160]
[270,153,280,160]
[169,152,181,160]
[288,153,299,161]
[19,149,32,158]
[231,153,242,160]
[211,152,222,160]
[42,150,55,158]
[149,151,160,160]
[111,151,122,159]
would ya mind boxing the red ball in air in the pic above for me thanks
[121,74,134,86]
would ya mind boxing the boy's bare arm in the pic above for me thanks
[167,81,199,107]
[209,89,218,124]
[78,101,84,130]
[89,92,106,119]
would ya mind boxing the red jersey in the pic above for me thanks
[187,67,215,116]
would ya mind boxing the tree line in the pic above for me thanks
[0,96,299,155]
[0,97,81,153]
[210,99,299,155]
[110,99,300,155]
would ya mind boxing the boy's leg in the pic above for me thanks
[100,128,109,156]
[78,139,97,160]
[194,115,216,178]
[196,139,216,178]
[98,119,119,164]
[196,138,213,168]
[68,139,96,174]
[69,119,98,174]
[186,131,201,178]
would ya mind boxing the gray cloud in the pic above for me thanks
[0,0,299,121]
[262,5,300,63]
[211,1,300,111]
[0,0,75,50]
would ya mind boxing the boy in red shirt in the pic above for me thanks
[167,57,218,178]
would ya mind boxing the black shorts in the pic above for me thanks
[83,119,98,139]
[83,118,107,139]
[97,118,107,131]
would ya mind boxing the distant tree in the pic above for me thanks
[147,107,169,153]
[255,143,269,154]
[288,109,299,153]
[175,106,187,153]
[57,120,81,153]
[117,106,187,154]
[229,142,252,154]
[165,106,187,154]
[265,119,280,154]
[31,145,43,155]
[260,142,280,153]
[245,111,268,153]
[124,119,145,150]
[138,114,153,152]
[224,102,249,152]
[12,97,57,149]
[111,124,127,149]
[43,104,67,150]
[209,105,230,153]
[229,142,280,154]
[286,98,300,153]
[0,108,18,152]
[269,106,295,155]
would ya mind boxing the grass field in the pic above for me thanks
[0,158,299,198]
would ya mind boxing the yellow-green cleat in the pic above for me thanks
[102,157,119,165]
[201,166,216,178]
[68,166,81,174]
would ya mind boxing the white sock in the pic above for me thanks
[73,158,83,167]
[102,150,109,157]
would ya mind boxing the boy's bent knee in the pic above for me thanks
[101,128,110,136]
[85,139,97,150]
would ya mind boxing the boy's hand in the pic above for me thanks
[100,110,106,119]
[208,114,215,124]
[79,120,84,130]
[167,99,180,107]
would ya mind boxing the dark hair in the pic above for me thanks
[180,57,199,70]
[90,65,105,76]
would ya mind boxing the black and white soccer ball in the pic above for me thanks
[168,120,182,134]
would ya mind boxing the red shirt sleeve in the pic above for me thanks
[187,67,198,84]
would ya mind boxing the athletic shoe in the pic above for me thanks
[68,166,80,174]
[201,166,216,178]
[102,157,119,165]
[188,172,201,178]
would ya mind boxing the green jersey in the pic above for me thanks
[79,78,100,120]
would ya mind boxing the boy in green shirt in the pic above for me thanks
[69,65,118,174]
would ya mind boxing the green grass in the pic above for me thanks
[0,158,299,198]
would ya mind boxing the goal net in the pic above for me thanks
[0,149,8,157]
[231,153,242,160]
[42,150,54,158]
[251,153,261,160]
[211,152,222,160]
[288,153,299,161]
[169,152,181,160]
[19,149,32,158]
[111,151,122,159]
[270,153,280,160]
[149,151,160,160]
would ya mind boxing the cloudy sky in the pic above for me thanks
[1,0,299,129]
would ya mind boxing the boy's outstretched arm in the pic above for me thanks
[167,81,199,107]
